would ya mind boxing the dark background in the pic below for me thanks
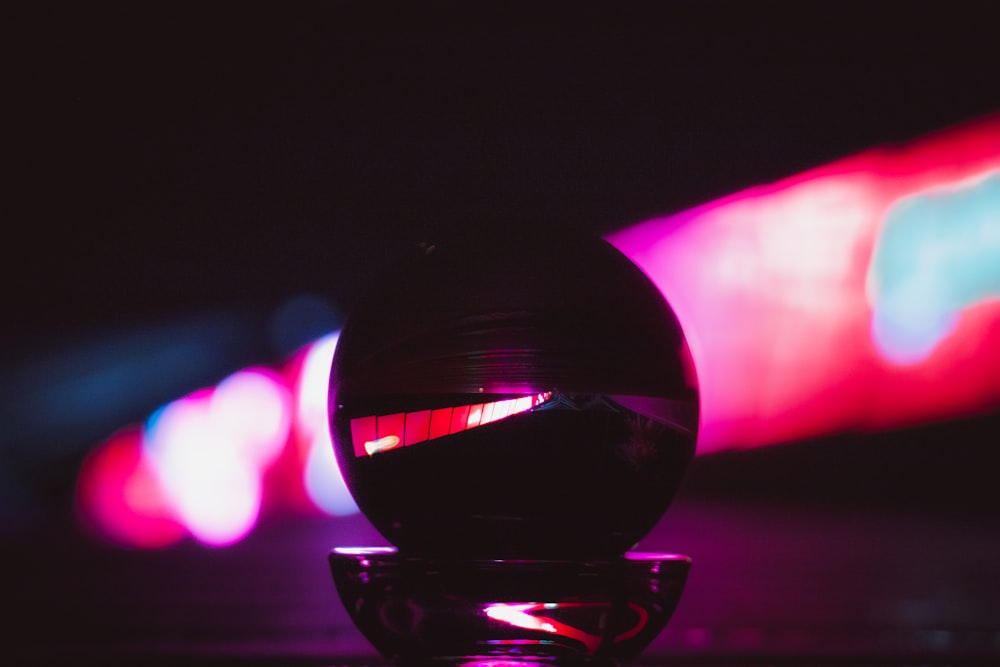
[11,1,1000,357]
[4,2,1000,664]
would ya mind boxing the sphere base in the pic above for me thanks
[329,547,690,667]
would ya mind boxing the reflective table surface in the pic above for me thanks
[6,416,1000,666]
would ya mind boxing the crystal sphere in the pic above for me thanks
[329,231,699,558]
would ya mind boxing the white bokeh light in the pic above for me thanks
[211,367,292,468]
[296,331,340,439]
[295,331,359,516]
[144,392,262,546]
[304,428,359,516]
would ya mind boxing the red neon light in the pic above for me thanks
[430,408,453,439]
[448,405,470,434]
[376,413,405,444]
[404,409,431,446]
[353,392,553,456]
[350,415,377,457]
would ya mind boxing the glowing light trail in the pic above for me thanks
[609,114,1000,452]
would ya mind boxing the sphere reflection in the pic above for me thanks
[329,232,698,558]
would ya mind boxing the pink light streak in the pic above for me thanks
[609,114,1000,453]
[484,603,602,653]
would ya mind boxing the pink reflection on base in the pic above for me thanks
[484,601,649,652]
[609,114,1000,452]
[484,603,601,653]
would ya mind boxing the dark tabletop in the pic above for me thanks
[7,413,1000,665]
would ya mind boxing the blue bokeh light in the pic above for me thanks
[867,171,1000,364]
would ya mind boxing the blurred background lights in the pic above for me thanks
[610,114,1000,451]
[144,389,263,547]
[76,427,184,549]
[296,331,340,442]
[269,293,341,358]
[210,368,292,469]
[867,171,1000,364]
[297,331,360,516]
[74,327,360,548]
[75,115,1000,550]
[304,427,360,517]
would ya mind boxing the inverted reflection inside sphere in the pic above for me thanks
[329,231,699,559]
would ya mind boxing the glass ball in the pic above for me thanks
[329,231,699,558]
